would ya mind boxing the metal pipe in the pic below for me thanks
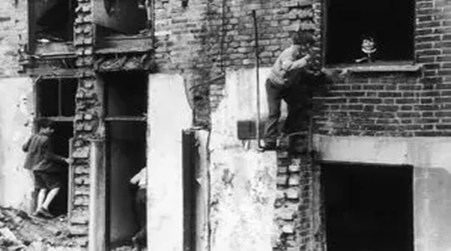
[252,10,263,149]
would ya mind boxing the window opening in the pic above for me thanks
[94,0,152,37]
[30,0,76,45]
[321,163,414,251]
[324,0,415,65]
[37,78,77,118]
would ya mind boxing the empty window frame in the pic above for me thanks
[28,0,76,46]
[94,0,152,36]
[324,0,415,65]
[36,78,77,118]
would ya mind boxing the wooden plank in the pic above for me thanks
[35,42,75,56]
[182,130,196,251]
[105,116,147,122]
[95,36,153,54]
[88,139,107,251]
[38,116,74,122]
[26,68,80,78]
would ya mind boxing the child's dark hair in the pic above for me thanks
[37,118,55,130]
[292,30,316,46]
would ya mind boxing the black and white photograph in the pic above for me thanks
[0,0,447,250]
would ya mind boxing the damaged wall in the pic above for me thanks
[208,68,276,251]
[0,0,28,76]
[0,77,34,211]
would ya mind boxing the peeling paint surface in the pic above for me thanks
[0,77,34,211]
[209,69,277,251]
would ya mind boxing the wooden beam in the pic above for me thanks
[88,139,107,251]
[26,68,80,78]
[104,116,147,122]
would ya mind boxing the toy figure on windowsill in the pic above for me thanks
[355,36,377,63]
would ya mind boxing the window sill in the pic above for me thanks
[327,62,423,73]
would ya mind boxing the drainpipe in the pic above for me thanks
[252,10,263,149]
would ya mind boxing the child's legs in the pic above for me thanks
[42,187,60,210]
[37,171,62,210]
[33,171,47,210]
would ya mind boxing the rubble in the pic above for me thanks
[0,207,83,251]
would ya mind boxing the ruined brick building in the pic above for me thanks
[0,0,450,250]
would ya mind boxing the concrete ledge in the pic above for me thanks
[328,63,423,73]
[313,135,451,169]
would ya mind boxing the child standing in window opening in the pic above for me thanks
[22,118,72,218]
[263,30,344,151]
[130,166,147,248]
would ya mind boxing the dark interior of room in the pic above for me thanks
[104,71,148,117]
[37,79,77,117]
[322,163,414,251]
[48,122,73,216]
[95,0,148,36]
[324,0,415,65]
[103,71,147,247]
[34,0,76,42]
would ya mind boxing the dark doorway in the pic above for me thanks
[321,162,413,251]
[36,78,77,217]
[48,122,73,216]
[103,71,148,248]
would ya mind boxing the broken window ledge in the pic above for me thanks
[327,62,423,73]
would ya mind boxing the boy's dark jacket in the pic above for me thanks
[22,133,66,172]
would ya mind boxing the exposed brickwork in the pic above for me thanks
[153,0,212,127]
[314,0,451,137]
[70,0,98,244]
[0,0,27,76]
[273,146,322,251]
[207,0,321,111]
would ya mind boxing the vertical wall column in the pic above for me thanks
[147,74,193,251]
[88,139,106,251]
[71,0,101,247]
[273,144,324,251]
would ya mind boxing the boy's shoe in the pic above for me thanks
[34,207,54,219]
[261,141,278,151]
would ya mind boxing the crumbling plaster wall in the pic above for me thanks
[208,68,277,251]
[0,0,27,76]
[0,77,34,212]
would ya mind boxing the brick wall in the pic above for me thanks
[0,0,27,76]
[154,0,319,126]
[273,139,323,251]
[70,0,98,246]
[154,0,451,136]
[314,0,451,137]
